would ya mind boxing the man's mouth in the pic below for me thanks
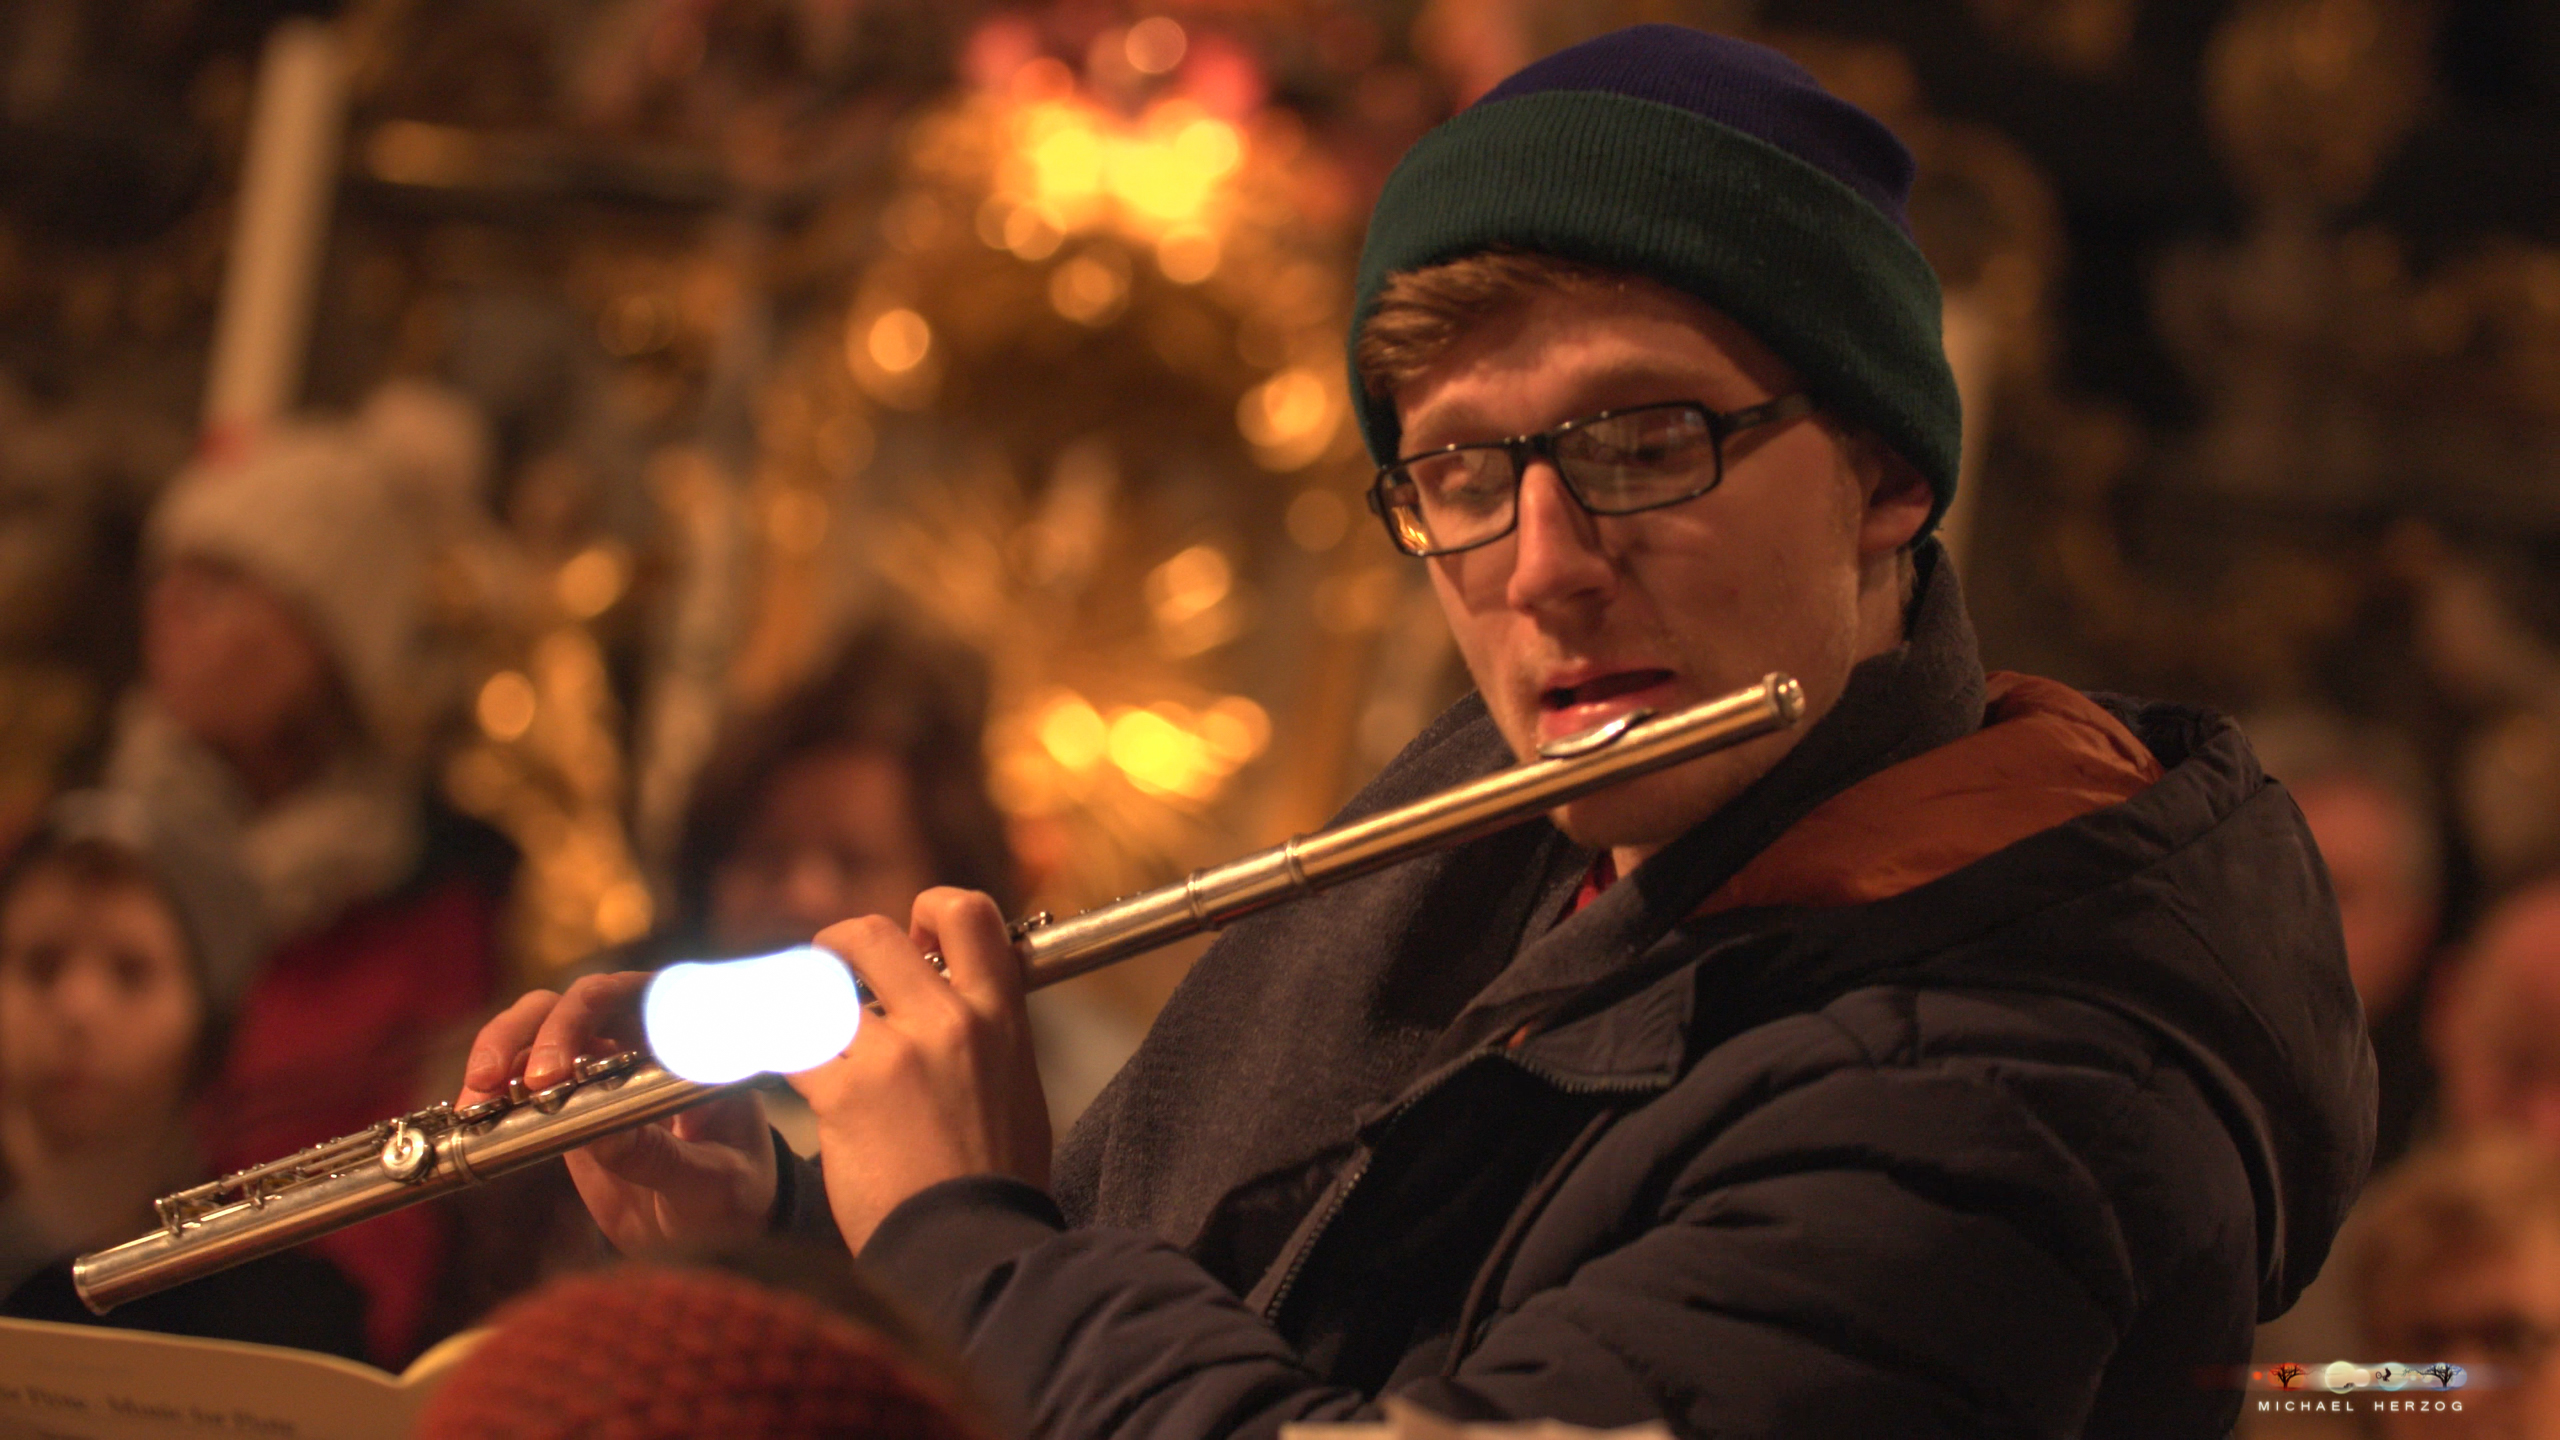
[1537,668,1676,739]
[1542,670,1672,710]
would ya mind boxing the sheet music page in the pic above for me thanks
[0,1318,480,1440]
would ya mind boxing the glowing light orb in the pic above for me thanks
[475,671,537,742]
[644,946,862,1083]
[865,309,934,373]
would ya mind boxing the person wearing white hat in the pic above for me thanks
[102,380,513,1365]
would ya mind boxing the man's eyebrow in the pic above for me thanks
[1403,363,1751,449]
[1559,358,1762,406]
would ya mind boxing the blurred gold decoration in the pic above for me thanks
[718,39,1406,927]
[869,458,1290,909]
[555,541,634,621]
[422,437,664,983]
[446,594,658,977]
[1779,0,2559,732]
[2204,0,2433,212]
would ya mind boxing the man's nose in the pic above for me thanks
[779,852,851,931]
[1503,459,1616,613]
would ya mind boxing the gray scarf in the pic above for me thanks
[104,696,421,965]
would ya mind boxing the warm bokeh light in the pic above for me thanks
[1003,683,1268,811]
[1173,117,1242,177]
[1029,114,1106,203]
[594,879,653,945]
[1239,367,1338,467]
[1107,705,1215,798]
[865,309,934,373]
[1155,226,1219,283]
[1037,690,1110,772]
[1200,696,1271,764]
[1124,17,1187,76]
[1145,544,1233,626]
[981,95,1251,246]
[476,671,537,742]
[1050,250,1131,325]
[765,488,830,553]
[555,544,630,619]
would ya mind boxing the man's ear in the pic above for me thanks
[1852,437,1933,562]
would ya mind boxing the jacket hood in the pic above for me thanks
[1444,545,2372,1319]
[1509,692,2376,1322]
[1871,695,2375,1319]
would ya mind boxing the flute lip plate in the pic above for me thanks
[1536,707,1651,759]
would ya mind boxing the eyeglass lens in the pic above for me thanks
[1387,405,1722,554]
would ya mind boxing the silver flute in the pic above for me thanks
[75,674,1803,1313]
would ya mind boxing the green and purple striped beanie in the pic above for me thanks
[1350,26,1962,536]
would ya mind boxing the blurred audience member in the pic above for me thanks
[2431,878,2560,1149]
[668,615,1138,1142]
[102,382,513,1362]
[2240,713,2450,1438]
[412,1249,993,1440]
[673,617,1022,954]
[2251,712,2446,1165]
[2353,1132,2560,1440]
[0,791,366,1356]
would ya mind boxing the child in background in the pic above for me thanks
[0,790,364,1356]
[109,383,513,1363]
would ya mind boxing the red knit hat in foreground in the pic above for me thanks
[413,1265,992,1440]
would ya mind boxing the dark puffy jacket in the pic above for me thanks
[821,556,2375,1439]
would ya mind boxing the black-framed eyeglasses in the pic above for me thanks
[1365,393,1816,557]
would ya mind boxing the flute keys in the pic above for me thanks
[380,1121,435,1183]
[573,1052,638,1082]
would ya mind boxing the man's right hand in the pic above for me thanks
[460,973,778,1253]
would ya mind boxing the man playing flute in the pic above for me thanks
[463,26,2373,1437]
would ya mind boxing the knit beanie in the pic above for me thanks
[411,1264,995,1440]
[1351,25,1962,536]
[30,788,269,1024]
[147,381,488,759]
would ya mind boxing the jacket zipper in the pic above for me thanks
[1256,1053,1477,1323]
[1446,1104,1622,1371]
[1257,1146,1370,1322]
[1254,1050,1665,1324]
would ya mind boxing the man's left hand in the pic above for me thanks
[788,887,1053,1252]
